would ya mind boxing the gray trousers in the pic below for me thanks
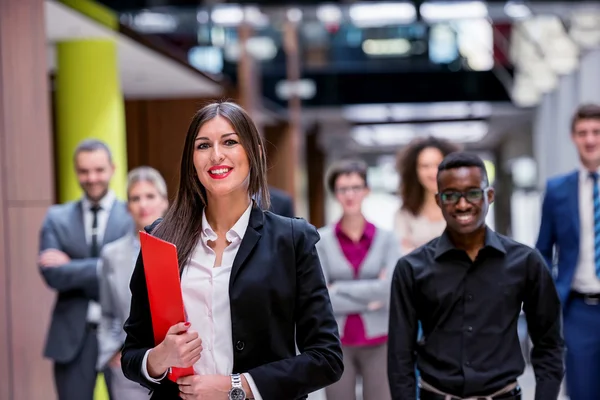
[325,343,391,400]
[108,365,151,400]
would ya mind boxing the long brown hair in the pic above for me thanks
[397,136,460,216]
[152,101,270,269]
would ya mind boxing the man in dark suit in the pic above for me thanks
[536,104,600,400]
[268,186,295,217]
[38,139,133,400]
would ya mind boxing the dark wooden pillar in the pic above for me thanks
[0,0,56,398]
[282,19,306,216]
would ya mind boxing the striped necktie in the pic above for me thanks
[592,171,600,278]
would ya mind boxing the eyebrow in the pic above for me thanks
[195,132,237,141]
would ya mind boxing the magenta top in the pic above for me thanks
[335,221,388,347]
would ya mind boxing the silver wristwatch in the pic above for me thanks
[228,373,246,400]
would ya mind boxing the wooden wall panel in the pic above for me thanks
[8,207,55,400]
[0,106,10,400]
[0,1,56,399]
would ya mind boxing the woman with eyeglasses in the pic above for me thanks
[120,101,343,400]
[395,137,460,255]
[316,159,400,400]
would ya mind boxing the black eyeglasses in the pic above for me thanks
[438,188,488,205]
[335,185,366,195]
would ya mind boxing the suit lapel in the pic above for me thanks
[566,171,580,241]
[71,201,88,255]
[229,207,263,286]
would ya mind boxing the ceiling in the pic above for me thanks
[45,0,223,99]
[305,101,533,157]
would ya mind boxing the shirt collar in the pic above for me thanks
[81,190,116,212]
[335,219,376,241]
[201,202,253,244]
[579,165,600,182]
[434,226,506,260]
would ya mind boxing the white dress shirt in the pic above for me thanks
[142,203,263,399]
[571,166,600,293]
[82,190,116,323]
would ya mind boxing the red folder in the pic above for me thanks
[139,231,195,381]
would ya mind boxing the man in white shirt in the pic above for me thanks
[536,103,600,400]
[39,139,132,400]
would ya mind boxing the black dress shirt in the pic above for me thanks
[388,227,564,400]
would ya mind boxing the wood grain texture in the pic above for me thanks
[0,0,55,399]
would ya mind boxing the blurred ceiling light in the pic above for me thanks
[246,36,278,60]
[211,5,244,26]
[276,79,317,100]
[244,6,269,27]
[349,2,416,27]
[511,73,540,108]
[570,27,600,48]
[456,19,494,71]
[211,26,226,47]
[420,1,488,22]
[342,104,391,122]
[197,10,209,24]
[362,38,411,56]
[569,11,600,48]
[223,36,278,61]
[316,4,342,24]
[287,8,303,23]
[521,61,557,93]
[351,121,488,146]
[133,11,178,33]
[504,1,531,20]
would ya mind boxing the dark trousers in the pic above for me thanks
[54,325,114,400]
[564,295,600,400]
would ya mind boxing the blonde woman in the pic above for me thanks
[97,166,169,400]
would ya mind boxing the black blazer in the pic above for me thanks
[121,207,343,399]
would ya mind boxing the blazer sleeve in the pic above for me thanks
[535,182,556,270]
[121,220,166,392]
[98,248,126,370]
[333,231,401,305]
[247,218,344,399]
[38,211,99,299]
[316,239,371,315]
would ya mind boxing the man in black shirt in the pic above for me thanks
[387,152,564,400]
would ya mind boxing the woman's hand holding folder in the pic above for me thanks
[147,321,203,378]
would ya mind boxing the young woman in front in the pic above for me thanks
[121,101,343,400]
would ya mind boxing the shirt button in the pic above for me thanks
[467,294,473,301]
[467,326,473,332]
[465,361,471,366]
[235,341,245,351]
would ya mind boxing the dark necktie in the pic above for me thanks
[592,172,600,278]
[90,204,101,257]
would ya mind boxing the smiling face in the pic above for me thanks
[193,115,251,199]
[75,149,115,202]
[436,166,494,235]
[127,180,169,230]
[572,118,600,169]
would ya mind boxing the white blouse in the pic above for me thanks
[142,203,262,399]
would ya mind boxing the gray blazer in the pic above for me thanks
[39,200,132,364]
[316,225,400,340]
[97,233,138,369]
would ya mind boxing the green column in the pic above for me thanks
[55,39,127,203]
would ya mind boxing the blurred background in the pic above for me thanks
[2,0,600,399]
